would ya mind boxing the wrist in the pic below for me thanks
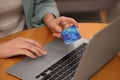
[43,13,55,24]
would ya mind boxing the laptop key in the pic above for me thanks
[49,77,56,80]
[41,74,52,80]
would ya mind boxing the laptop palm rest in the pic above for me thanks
[7,39,68,80]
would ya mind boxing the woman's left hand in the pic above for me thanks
[43,14,79,38]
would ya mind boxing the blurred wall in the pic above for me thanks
[107,0,120,22]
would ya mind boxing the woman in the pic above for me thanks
[0,0,79,58]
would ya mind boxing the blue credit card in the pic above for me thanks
[61,25,81,45]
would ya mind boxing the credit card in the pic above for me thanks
[61,25,81,45]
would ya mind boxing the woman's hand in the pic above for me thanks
[0,37,46,58]
[43,14,79,38]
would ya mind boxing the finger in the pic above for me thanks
[68,18,79,28]
[22,43,47,56]
[38,47,47,55]
[60,20,71,29]
[18,37,42,48]
[17,39,47,56]
[21,50,37,58]
[53,33,62,38]
[50,22,62,32]
[69,23,74,26]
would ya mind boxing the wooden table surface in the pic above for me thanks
[0,23,120,80]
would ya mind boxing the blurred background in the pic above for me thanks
[56,0,120,23]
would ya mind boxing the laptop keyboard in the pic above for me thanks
[35,43,87,80]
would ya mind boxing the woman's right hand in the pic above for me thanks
[0,37,47,58]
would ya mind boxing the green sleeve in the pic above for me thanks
[31,0,60,27]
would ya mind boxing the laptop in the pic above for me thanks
[7,16,120,80]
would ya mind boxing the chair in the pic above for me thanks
[56,0,118,23]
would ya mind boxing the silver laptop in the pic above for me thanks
[7,16,120,80]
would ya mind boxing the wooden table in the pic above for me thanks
[0,23,120,80]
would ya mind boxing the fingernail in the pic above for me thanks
[43,51,47,55]
[32,56,36,58]
[57,28,62,32]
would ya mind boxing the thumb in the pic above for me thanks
[52,22,62,32]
